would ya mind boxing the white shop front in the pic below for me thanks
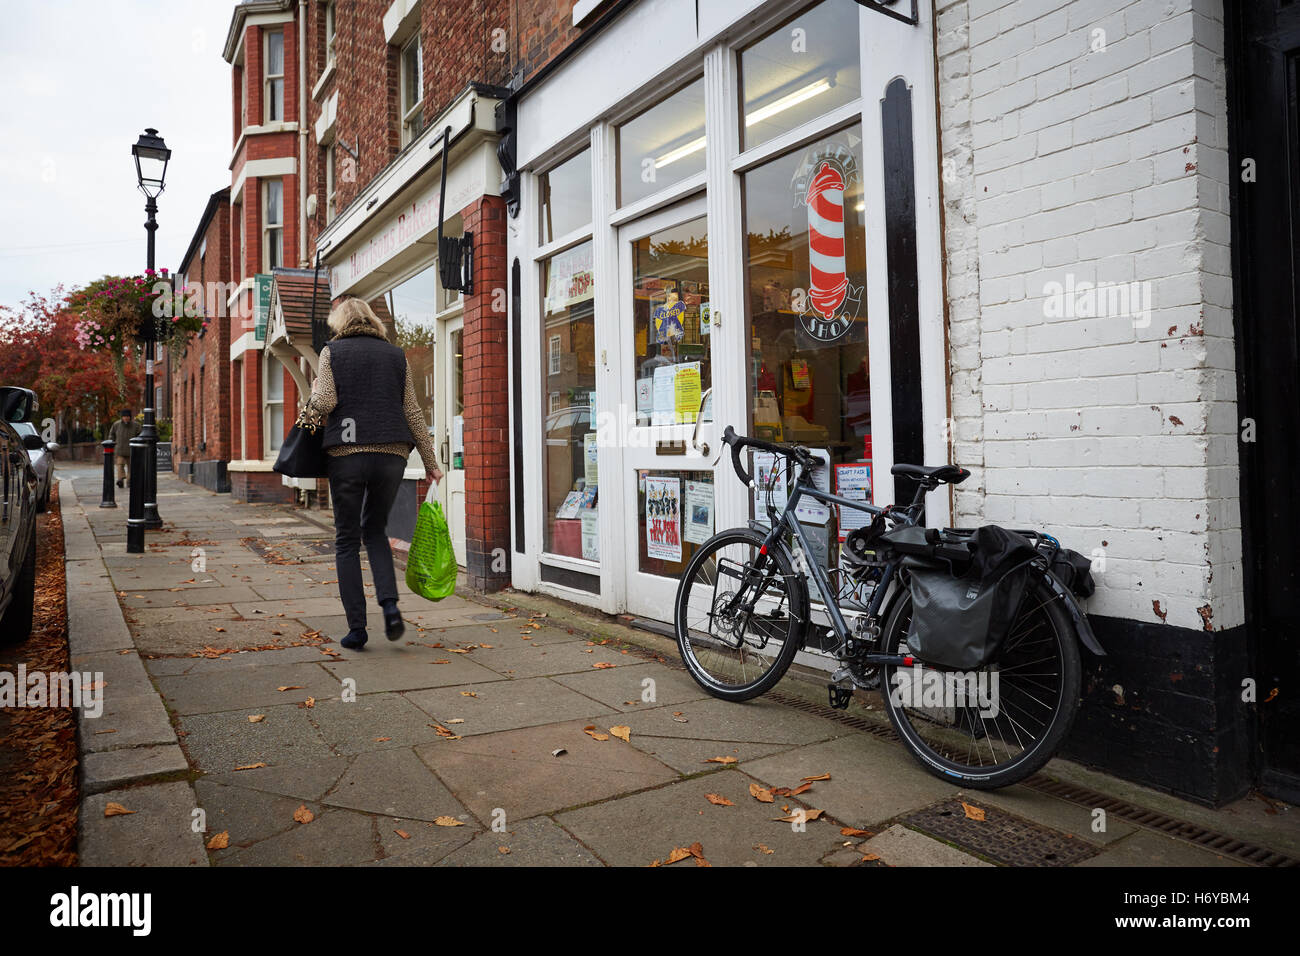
[506,0,948,640]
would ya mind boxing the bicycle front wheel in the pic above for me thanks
[673,528,807,702]
[879,573,1081,789]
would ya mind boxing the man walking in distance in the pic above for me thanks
[109,409,140,488]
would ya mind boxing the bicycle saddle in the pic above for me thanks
[891,463,970,485]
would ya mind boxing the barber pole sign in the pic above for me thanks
[791,142,863,343]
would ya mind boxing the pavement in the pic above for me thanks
[57,463,1300,867]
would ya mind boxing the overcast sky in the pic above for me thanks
[0,1,234,314]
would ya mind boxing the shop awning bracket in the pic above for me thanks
[854,0,917,26]
[436,125,474,295]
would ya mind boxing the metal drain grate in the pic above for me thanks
[1022,776,1299,868]
[903,798,1100,866]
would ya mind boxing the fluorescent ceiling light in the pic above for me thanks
[655,136,706,168]
[745,78,831,127]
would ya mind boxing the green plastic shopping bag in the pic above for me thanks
[406,484,456,601]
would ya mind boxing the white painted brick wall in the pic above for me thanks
[937,0,1242,632]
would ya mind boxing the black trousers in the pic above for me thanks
[327,452,406,630]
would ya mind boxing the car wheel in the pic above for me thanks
[0,521,36,644]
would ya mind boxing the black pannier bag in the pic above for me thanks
[883,525,1038,670]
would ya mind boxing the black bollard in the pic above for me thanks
[126,434,148,553]
[100,439,117,508]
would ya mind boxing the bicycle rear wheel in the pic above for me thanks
[879,573,1081,789]
[673,528,806,701]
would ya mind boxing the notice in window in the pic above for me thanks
[683,480,714,544]
[644,476,682,562]
[834,463,873,541]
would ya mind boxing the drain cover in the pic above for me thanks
[902,798,1100,867]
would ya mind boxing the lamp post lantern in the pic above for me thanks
[126,128,170,553]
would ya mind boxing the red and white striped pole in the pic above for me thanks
[806,160,848,321]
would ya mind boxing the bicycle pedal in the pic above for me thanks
[827,684,854,710]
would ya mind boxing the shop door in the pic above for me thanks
[441,316,466,566]
[618,197,715,620]
[1228,0,1300,801]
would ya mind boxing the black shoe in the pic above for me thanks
[381,600,405,641]
[116,479,124,488]
[340,628,368,650]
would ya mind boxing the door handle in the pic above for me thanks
[440,438,448,467]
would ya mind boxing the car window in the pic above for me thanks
[12,422,34,438]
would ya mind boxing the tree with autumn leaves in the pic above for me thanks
[0,286,145,441]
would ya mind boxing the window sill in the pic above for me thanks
[312,58,336,101]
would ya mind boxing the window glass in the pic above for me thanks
[266,31,285,122]
[631,214,710,426]
[265,357,284,454]
[743,124,869,475]
[617,77,706,207]
[637,469,714,576]
[264,180,283,271]
[389,264,438,464]
[740,0,861,150]
[541,240,597,559]
[401,37,423,143]
[538,149,592,244]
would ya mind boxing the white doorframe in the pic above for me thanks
[440,313,466,566]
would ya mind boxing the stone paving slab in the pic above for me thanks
[1074,828,1246,867]
[414,719,678,825]
[619,695,848,746]
[82,743,190,794]
[624,736,800,775]
[205,755,351,801]
[320,747,467,820]
[119,585,266,608]
[462,639,629,679]
[193,780,316,860]
[742,733,959,829]
[80,691,177,752]
[308,692,451,755]
[143,644,337,678]
[974,783,1138,847]
[405,676,616,736]
[156,661,341,715]
[551,661,711,713]
[80,781,209,867]
[429,816,605,867]
[218,806,389,867]
[177,704,337,771]
[859,824,993,867]
[322,654,502,694]
[555,771,838,867]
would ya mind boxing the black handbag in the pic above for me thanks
[273,413,329,478]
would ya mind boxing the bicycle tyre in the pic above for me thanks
[878,572,1081,789]
[673,527,807,702]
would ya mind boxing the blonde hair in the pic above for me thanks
[326,297,387,338]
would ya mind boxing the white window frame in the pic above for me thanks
[399,34,423,147]
[548,334,561,376]
[264,352,284,457]
[324,1,337,66]
[548,391,561,416]
[264,29,285,124]
[263,179,284,271]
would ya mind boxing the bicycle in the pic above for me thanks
[673,426,1104,789]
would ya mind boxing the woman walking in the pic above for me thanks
[301,298,442,650]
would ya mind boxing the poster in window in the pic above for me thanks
[580,509,599,561]
[793,448,832,525]
[584,433,599,487]
[683,480,714,545]
[644,476,682,562]
[834,463,873,541]
[752,451,787,519]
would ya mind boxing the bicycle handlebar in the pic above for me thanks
[721,425,815,487]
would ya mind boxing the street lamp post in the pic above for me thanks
[126,128,170,554]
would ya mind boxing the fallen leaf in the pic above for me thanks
[609,725,631,742]
[298,697,316,709]
[460,691,478,698]
[666,846,692,864]
[374,736,392,742]
[446,719,464,724]
[434,816,466,827]
[841,827,873,837]
[592,661,616,669]
[584,730,609,741]
[706,756,738,764]
[234,762,267,771]
[276,685,303,692]
[753,843,774,855]
[791,782,813,796]
[862,852,880,862]
[247,715,265,723]
[394,829,410,840]
[962,802,986,822]
[705,793,734,806]
[293,805,314,824]
[104,802,135,817]
[773,808,824,822]
[206,831,229,850]
[802,773,832,782]
[749,783,774,803]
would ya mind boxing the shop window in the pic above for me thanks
[263,180,283,272]
[538,149,592,245]
[400,35,424,146]
[386,265,439,469]
[617,76,706,207]
[637,469,714,577]
[739,0,861,151]
[265,30,285,124]
[631,214,710,426]
[743,123,869,486]
[541,240,596,560]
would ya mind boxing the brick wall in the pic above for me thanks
[461,193,511,590]
[936,0,1240,634]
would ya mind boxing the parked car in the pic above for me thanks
[0,387,39,644]
[11,421,57,512]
